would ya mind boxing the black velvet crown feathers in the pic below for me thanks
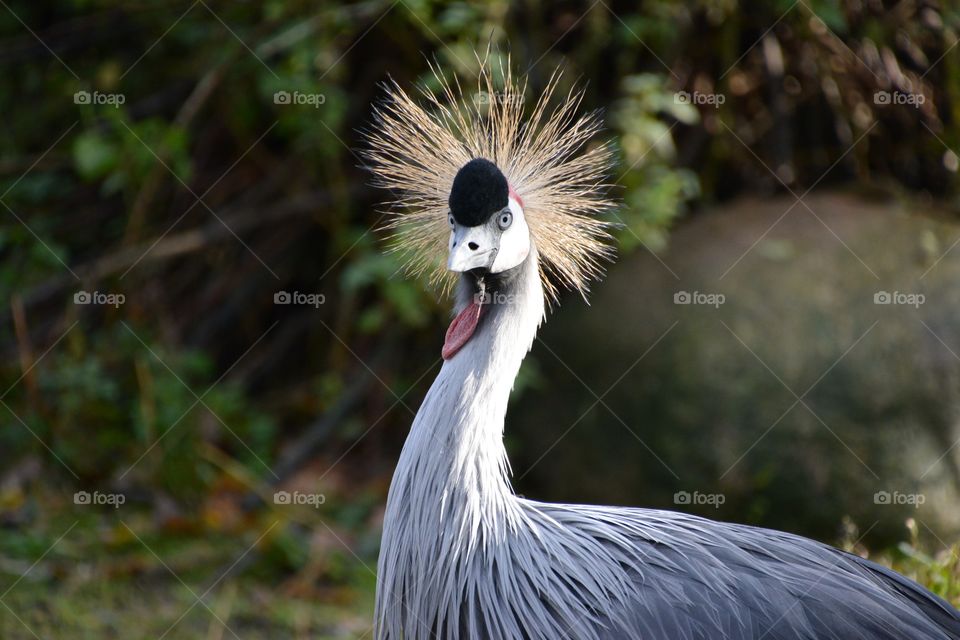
[448,158,509,227]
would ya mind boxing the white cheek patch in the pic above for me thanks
[490,198,530,273]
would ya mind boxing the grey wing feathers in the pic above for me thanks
[531,503,960,639]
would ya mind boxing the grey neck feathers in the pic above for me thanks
[389,246,544,529]
[376,247,545,633]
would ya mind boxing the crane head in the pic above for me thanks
[364,60,616,304]
[446,158,530,275]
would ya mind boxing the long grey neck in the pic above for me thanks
[386,247,544,537]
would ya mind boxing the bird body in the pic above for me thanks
[365,58,960,639]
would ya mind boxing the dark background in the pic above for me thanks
[1,1,959,637]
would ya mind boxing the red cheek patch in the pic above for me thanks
[508,184,523,210]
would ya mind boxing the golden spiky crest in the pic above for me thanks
[363,56,616,304]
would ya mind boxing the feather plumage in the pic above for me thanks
[363,56,616,303]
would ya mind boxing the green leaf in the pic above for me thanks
[73,131,119,180]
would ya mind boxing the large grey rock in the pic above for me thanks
[511,191,960,544]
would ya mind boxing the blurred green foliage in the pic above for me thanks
[0,0,695,501]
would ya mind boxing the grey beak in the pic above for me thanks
[448,224,498,272]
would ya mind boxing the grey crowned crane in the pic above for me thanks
[363,60,960,639]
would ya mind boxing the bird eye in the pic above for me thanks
[497,210,513,231]
[448,214,455,228]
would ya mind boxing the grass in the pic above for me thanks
[0,501,377,640]
[870,519,960,608]
[2,578,373,639]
